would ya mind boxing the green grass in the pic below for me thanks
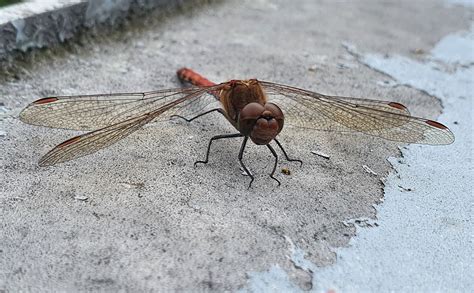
[0,0,22,8]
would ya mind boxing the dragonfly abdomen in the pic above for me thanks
[177,67,215,87]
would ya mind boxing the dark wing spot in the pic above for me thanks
[425,120,448,129]
[388,102,408,110]
[57,136,82,147]
[33,97,59,104]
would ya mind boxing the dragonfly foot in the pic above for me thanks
[288,158,303,166]
[270,175,281,186]
[273,139,303,167]
[194,160,208,167]
[170,114,191,122]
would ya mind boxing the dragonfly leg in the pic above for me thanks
[274,138,303,166]
[195,133,244,166]
[238,136,255,188]
[266,144,281,186]
[171,108,224,122]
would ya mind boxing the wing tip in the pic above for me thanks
[442,131,456,145]
[19,97,58,123]
[425,120,455,145]
[38,160,51,167]
[38,154,54,167]
[37,136,83,166]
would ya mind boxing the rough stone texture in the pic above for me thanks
[0,0,470,291]
[0,0,203,69]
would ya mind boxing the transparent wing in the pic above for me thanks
[27,87,222,166]
[20,85,222,131]
[261,81,454,145]
[38,113,155,166]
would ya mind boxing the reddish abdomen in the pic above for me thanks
[177,68,216,87]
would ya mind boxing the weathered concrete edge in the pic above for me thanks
[0,0,201,69]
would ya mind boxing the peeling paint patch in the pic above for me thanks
[241,265,303,293]
[285,236,317,274]
[241,236,320,292]
[445,0,474,8]
[313,25,473,292]
[361,54,472,101]
[431,24,474,65]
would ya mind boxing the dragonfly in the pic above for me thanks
[20,68,455,187]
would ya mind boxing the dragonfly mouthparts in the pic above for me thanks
[261,110,275,120]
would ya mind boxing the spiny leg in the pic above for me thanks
[266,144,281,186]
[195,133,244,166]
[171,108,224,123]
[238,136,255,188]
[274,138,303,166]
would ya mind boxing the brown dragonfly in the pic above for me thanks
[20,68,454,187]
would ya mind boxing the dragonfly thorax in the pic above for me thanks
[220,79,267,121]
[219,79,284,144]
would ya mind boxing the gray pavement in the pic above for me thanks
[1,0,472,291]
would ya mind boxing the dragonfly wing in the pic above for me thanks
[38,113,155,166]
[32,87,223,166]
[261,82,454,145]
[20,85,222,131]
[169,90,221,120]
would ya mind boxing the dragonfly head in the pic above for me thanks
[238,102,284,145]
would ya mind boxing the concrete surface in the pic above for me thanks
[0,0,203,69]
[0,0,472,291]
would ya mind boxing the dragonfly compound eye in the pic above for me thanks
[238,102,284,145]
[238,102,265,135]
